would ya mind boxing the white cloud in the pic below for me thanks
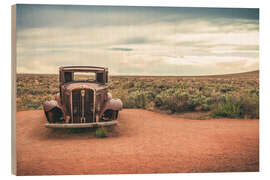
[17,18,259,75]
[167,32,258,46]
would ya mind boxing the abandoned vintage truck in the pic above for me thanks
[43,66,123,128]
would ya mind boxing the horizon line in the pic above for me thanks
[16,69,259,77]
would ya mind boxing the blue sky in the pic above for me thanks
[16,4,259,75]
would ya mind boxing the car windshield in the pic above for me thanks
[73,72,96,82]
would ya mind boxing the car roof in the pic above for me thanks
[59,66,107,72]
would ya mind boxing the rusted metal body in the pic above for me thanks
[43,66,122,128]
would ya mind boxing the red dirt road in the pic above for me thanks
[16,109,259,175]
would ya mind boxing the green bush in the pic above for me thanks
[212,97,243,118]
[122,90,153,108]
[241,94,259,118]
[95,127,107,138]
[211,95,259,119]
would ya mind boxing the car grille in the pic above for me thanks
[71,89,94,123]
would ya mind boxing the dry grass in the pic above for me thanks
[16,71,259,119]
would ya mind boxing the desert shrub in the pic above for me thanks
[21,97,41,110]
[241,94,259,118]
[123,81,134,89]
[219,85,236,93]
[17,86,24,96]
[154,89,177,111]
[201,104,211,111]
[186,95,202,111]
[154,90,194,112]
[95,127,107,138]
[212,96,243,118]
[249,88,259,96]
[122,90,154,108]
[16,73,259,119]
[154,89,214,113]
[211,94,259,119]
[199,115,206,120]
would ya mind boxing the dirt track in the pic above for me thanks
[16,109,259,175]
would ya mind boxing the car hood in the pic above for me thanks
[63,82,106,92]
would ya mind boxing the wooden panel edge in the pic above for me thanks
[11,4,17,176]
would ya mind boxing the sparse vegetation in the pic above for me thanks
[199,115,206,120]
[95,127,107,138]
[16,71,259,119]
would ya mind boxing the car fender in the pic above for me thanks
[43,100,64,123]
[43,100,63,112]
[99,94,122,118]
[106,98,123,111]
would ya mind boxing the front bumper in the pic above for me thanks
[45,120,118,128]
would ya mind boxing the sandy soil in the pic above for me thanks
[16,109,259,175]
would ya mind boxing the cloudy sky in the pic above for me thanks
[16,5,259,75]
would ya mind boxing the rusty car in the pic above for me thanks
[43,66,123,128]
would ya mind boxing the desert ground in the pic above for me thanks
[16,109,259,175]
